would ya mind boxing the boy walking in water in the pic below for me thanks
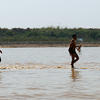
[68,34,81,68]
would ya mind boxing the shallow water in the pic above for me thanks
[0,47,100,100]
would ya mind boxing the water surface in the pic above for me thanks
[0,47,100,100]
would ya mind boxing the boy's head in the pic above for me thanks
[72,34,77,40]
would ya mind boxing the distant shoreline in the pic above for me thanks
[0,42,100,48]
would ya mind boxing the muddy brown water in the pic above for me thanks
[0,47,100,100]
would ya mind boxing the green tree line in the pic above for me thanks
[0,27,100,42]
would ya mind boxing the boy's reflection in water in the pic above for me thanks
[70,69,81,82]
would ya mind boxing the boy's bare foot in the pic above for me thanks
[71,65,74,68]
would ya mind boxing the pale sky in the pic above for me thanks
[0,0,100,29]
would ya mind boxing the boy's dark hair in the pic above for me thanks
[72,34,76,38]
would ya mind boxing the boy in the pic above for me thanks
[68,34,81,68]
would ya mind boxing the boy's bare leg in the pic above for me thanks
[71,54,75,68]
[71,53,79,68]
[73,53,79,64]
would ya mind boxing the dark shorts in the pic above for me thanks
[68,48,76,55]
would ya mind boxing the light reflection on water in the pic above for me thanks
[0,47,100,99]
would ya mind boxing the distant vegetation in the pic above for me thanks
[0,27,100,42]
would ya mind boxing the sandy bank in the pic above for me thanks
[0,42,100,48]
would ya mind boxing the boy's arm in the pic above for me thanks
[73,40,77,48]
[76,44,82,48]
[73,40,82,48]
